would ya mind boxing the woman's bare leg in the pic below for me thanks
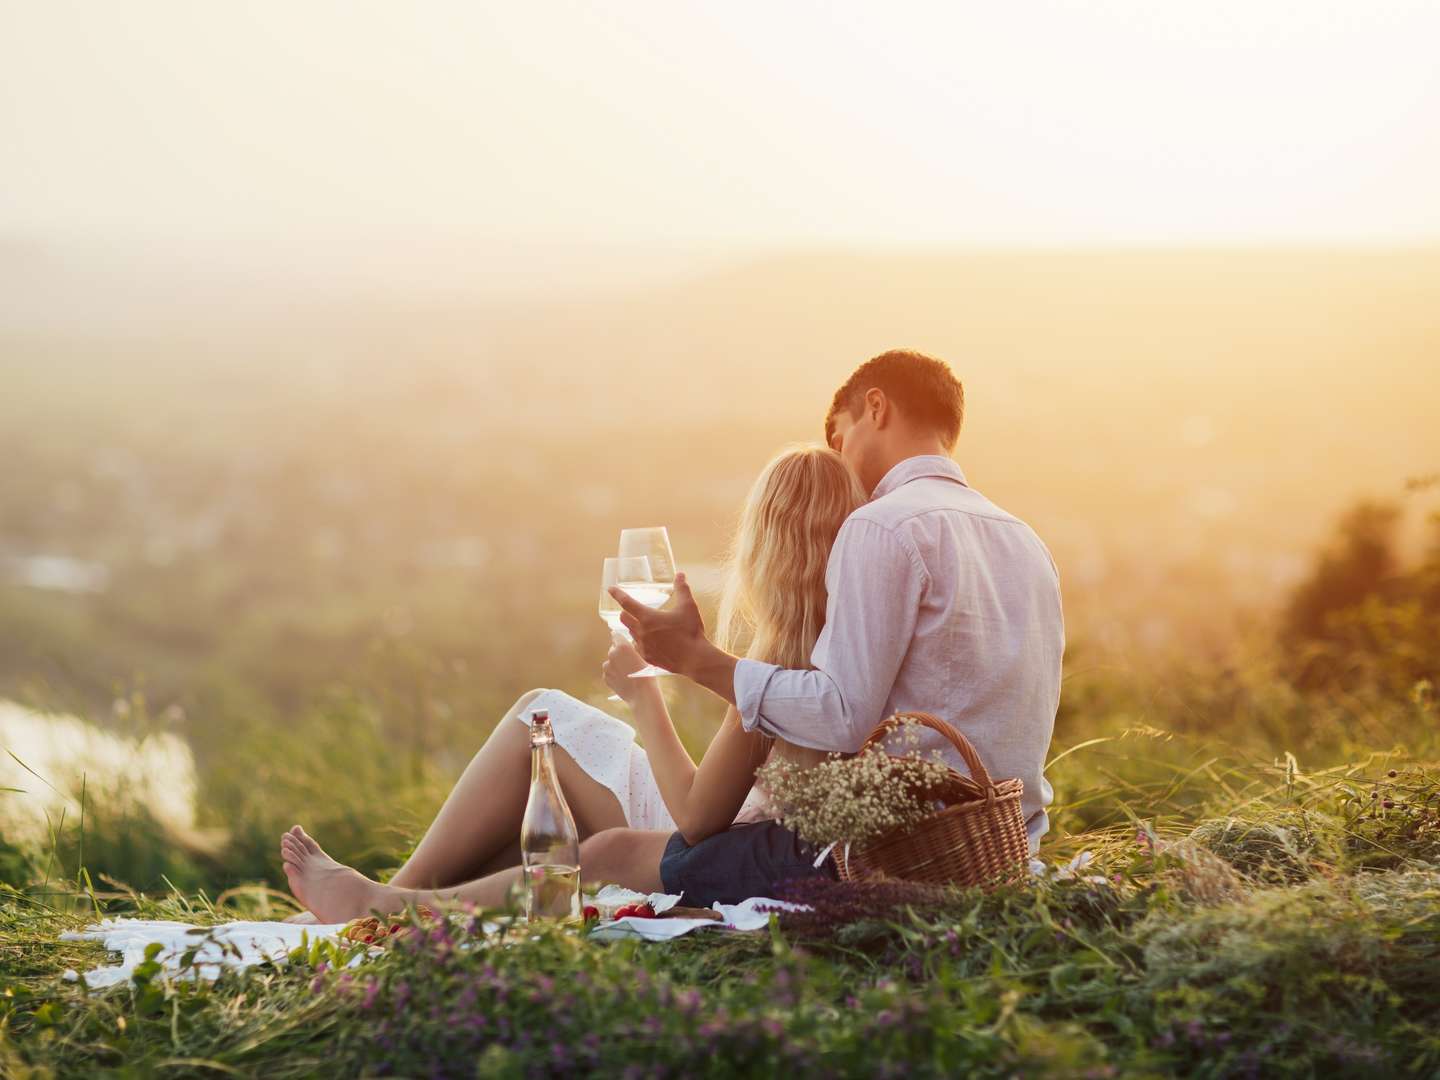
[387,690,629,890]
[470,838,523,879]
[415,827,671,910]
[281,825,672,922]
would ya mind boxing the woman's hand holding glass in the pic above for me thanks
[602,634,657,705]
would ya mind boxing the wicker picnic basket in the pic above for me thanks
[832,712,1029,889]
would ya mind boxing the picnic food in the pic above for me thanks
[613,902,657,919]
[339,906,438,945]
[340,916,407,945]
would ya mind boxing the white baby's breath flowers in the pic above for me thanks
[756,719,957,849]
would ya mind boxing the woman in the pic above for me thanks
[280,444,865,922]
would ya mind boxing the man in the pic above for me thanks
[615,348,1064,898]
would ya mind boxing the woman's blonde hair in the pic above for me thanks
[716,444,867,670]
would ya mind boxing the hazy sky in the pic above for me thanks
[4,1,1440,251]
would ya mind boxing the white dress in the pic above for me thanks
[519,689,771,833]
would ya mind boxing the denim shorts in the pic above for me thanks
[658,820,838,906]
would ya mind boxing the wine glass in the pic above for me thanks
[600,556,653,636]
[617,527,676,678]
[600,556,652,701]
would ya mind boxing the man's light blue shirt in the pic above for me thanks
[734,455,1064,853]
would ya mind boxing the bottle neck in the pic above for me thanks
[530,732,557,786]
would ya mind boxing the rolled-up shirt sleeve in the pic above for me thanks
[733,516,927,752]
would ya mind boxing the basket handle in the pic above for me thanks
[858,711,997,793]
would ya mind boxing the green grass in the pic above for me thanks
[3,726,1438,1079]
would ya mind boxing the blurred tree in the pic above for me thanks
[1282,500,1402,646]
[1282,499,1440,693]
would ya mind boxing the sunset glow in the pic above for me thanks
[3,1,1438,253]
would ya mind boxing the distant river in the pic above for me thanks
[0,700,198,845]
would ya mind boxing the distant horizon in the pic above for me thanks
[6,231,1440,316]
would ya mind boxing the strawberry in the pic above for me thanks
[582,905,600,921]
[632,902,656,919]
[613,904,638,919]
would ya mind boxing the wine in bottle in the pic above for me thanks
[519,710,582,920]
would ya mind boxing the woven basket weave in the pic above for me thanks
[833,712,1029,889]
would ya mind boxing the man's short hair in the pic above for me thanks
[824,349,965,450]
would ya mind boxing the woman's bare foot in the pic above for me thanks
[279,825,400,924]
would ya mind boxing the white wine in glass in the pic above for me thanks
[617,527,677,678]
[599,556,654,636]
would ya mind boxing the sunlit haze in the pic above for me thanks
[3,1,1439,264]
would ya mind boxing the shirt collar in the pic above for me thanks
[870,455,969,501]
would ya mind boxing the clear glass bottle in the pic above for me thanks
[519,709,582,920]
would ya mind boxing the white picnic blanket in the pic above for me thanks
[60,857,1095,988]
[61,918,353,988]
[586,887,806,941]
[59,888,806,989]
